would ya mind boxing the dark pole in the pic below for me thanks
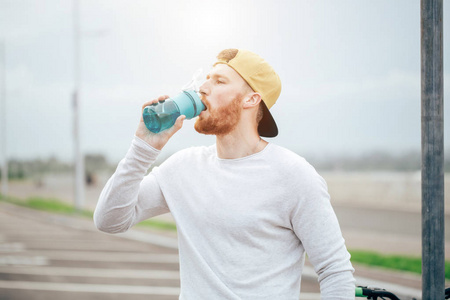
[421,0,444,299]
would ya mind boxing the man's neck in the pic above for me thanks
[215,128,267,159]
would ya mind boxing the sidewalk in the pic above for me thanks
[6,175,442,258]
[0,201,431,300]
[5,173,450,299]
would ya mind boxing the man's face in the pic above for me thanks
[195,64,249,135]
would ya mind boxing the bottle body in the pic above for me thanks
[143,90,205,133]
[143,100,181,133]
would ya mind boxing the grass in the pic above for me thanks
[0,194,92,216]
[0,194,177,231]
[350,249,450,280]
[1,194,448,278]
[137,218,177,231]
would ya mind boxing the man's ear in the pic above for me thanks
[243,92,262,109]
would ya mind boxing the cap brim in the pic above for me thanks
[258,101,278,138]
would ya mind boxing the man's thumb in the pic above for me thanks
[168,115,186,136]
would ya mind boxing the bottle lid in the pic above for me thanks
[172,90,205,119]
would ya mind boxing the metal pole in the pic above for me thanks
[0,41,7,196]
[73,0,84,211]
[421,0,444,299]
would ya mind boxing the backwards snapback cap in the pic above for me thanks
[214,49,282,138]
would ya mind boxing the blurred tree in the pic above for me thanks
[84,154,109,174]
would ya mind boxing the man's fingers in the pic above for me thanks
[141,95,170,111]
[157,95,170,102]
[141,99,158,110]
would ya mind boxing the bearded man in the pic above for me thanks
[94,49,355,299]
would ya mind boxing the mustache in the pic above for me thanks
[200,96,210,108]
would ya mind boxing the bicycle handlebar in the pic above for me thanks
[356,286,401,300]
[356,286,450,300]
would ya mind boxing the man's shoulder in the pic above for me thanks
[267,143,320,178]
[268,144,311,167]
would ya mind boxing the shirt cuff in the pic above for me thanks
[129,135,161,165]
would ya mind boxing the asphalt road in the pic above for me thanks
[334,204,450,259]
[335,204,450,239]
[0,205,182,300]
[2,173,443,299]
[0,203,324,300]
[0,201,433,300]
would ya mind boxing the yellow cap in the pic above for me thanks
[214,49,281,137]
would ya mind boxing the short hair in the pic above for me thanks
[217,49,239,62]
[217,49,264,125]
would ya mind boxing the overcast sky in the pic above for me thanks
[0,0,449,164]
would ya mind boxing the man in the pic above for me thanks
[94,49,355,299]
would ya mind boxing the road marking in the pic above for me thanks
[1,251,179,263]
[0,266,180,279]
[0,280,180,295]
[0,256,48,266]
[0,242,24,252]
[7,241,161,251]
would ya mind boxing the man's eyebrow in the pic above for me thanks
[206,73,229,80]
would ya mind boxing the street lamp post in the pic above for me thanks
[421,0,444,299]
[0,41,7,196]
[73,0,84,211]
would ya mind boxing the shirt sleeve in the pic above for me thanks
[291,168,355,300]
[93,136,170,233]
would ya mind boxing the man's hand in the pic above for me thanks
[135,95,186,150]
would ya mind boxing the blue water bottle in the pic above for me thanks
[143,90,205,133]
[143,69,205,133]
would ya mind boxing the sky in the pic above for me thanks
[0,0,449,164]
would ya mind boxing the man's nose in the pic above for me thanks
[199,81,209,96]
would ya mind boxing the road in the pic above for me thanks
[6,172,450,259]
[334,204,450,259]
[0,203,326,300]
[0,203,181,300]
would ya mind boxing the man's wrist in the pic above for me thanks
[132,135,161,163]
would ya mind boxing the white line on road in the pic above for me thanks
[0,280,180,295]
[0,242,24,252]
[9,241,157,251]
[0,266,180,279]
[0,256,48,266]
[1,251,179,263]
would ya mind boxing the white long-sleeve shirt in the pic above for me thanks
[94,136,355,299]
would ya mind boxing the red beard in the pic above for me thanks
[195,95,242,136]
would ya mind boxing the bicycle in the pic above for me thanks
[355,285,450,300]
